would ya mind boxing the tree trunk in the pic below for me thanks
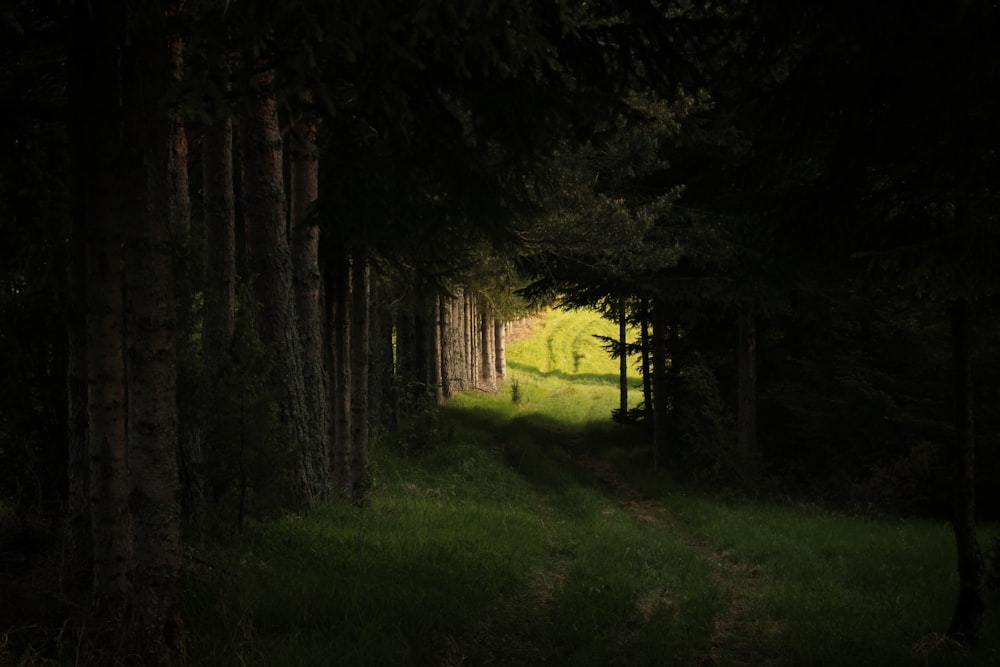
[618,298,628,419]
[66,33,93,594]
[121,15,185,661]
[431,294,444,403]
[240,73,313,505]
[640,300,653,427]
[440,294,453,398]
[737,303,759,485]
[368,279,395,429]
[651,298,669,470]
[73,1,131,622]
[946,297,985,643]
[495,318,507,384]
[289,101,330,501]
[350,255,371,506]
[330,248,351,494]
[480,310,496,392]
[200,62,235,384]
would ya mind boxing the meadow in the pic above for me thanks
[182,307,1000,666]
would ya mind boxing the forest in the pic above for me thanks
[1,0,999,664]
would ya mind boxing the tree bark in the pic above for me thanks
[240,73,313,505]
[289,101,330,501]
[431,294,444,403]
[66,30,93,594]
[330,248,351,494]
[440,294,453,398]
[350,255,371,506]
[200,61,235,384]
[480,310,496,392]
[651,298,669,470]
[73,0,131,622]
[946,297,985,643]
[495,318,507,385]
[618,298,628,419]
[640,300,653,427]
[737,303,759,485]
[121,13,185,660]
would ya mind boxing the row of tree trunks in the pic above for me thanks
[391,284,510,401]
[65,1,186,661]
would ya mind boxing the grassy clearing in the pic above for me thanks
[184,306,999,666]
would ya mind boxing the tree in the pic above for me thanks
[240,71,316,505]
[289,95,331,501]
[121,6,184,657]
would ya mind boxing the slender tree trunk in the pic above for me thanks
[495,318,507,384]
[330,248,351,494]
[201,87,236,381]
[350,255,371,506]
[737,303,759,485]
[122,15,185,660]
[651,298,669,470]
[431,294,444,403]
[480,310,496,392]
[289,101,330,501]
[75,2,131,622]
[946,299,985,643]
[618,298,628,419]
[241,72,313,505]
[440,295,453,398]
[66,35,93,594]
[640,300,653,427]
[368,279,394,429]
[467,293,479,388]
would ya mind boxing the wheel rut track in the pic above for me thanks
[565,442,775,666]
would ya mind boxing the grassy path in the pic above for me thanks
[453,307,772,664]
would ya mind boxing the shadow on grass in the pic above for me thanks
[441,402,651,505]
[507,360,622,386]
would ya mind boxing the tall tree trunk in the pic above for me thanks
[640,300,653,427]
[66,35,93,594]
[369,279,395,429]
[289,101,330,501]
[199,59,235,504]
[651,298,669,470]
[440,294,453,398]
[329,249,351,494]
[122,14,185,661]
[240,73,312,505]
[74,1,131,623]
[495,318,507,385]
[946,299,985,643]
[201,83,236,382]
[480,310,496,392]
[431,294,444,403]
[737,303,759,485]
[618,298,628,419]
[350,255,371,506]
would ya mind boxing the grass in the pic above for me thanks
[181,306,1000,666]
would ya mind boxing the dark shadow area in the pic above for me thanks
[506,360,623,386]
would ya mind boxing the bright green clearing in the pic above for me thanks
[184,307,1000,667]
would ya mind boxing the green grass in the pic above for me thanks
[183,306,1000,666]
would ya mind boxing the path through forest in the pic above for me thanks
[495,308,773,666]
